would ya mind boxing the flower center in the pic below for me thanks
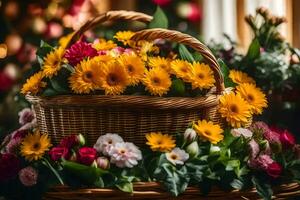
[120,149,126,154]
[198,73,204,79]
[152,77,161,85]
[83,71,93,82]
[32,142,41,150]
[156,140,162,145]
[171,154,178,160]
[230,104,239,113]
[181,67,187,73]
[107,73,119,86]
[160,65,167,70]
[204,130,211,136]
[108,140,113,144]
[247,94,254,102]
[52,60,60,68]
[127,65,134,73]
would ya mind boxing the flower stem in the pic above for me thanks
[42,158,64,185]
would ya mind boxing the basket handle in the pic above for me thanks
[132,29,225,94]
[66,10,153,48]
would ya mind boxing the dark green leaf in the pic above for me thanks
[36,40,54,65]
[50,68,71,94]
[179,44,195,62]
[225,159,240,171]
[169,78,185,96]
[148,7,168,29]
[218,59,236,88]
[62,64,75,73]
[251,176,273,200]
[116,181,133,193]
[41,88,59,97]
[193,52,204,62]
[246,39,260,60]
[230,179,244,190]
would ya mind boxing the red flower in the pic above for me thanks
[12,129,28,139]
[279,130,295,149]
[152,0,171,6]
[49,147,70,161]
[77,147,97,165]
[0,71,13,92]
[59,135,79,149]
[266,162,282,178]
[64,41,98,66]
[0,153,21,182]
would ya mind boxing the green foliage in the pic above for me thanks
[169,78,185,96]
[245,39,260,61]
[148,7,168,29]
[178,44,195,62]
[218,59,236,88]
[251,176,273,200]
[36,41,54,66]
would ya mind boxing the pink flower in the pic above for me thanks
[266,162,282,178]
[248,154,274,170]
[279,130,295,149]
[16,43,37,63]
[96,157,110,170]
[18,108,35,126]
[109,142,142,168]
[187,3,202,22]
[152,0,171,6]
[77,147,97,165]
[249,139,260,158]
[263,129,281,144]
[94,133,124,156]
[6,137,22,154]
[59,135,79,149]
[49,147,70,161]
[109,47,125,57]
[64,41,98,66]
[250,121,269,134]
[231,128,253,138]
[0,153,21,182]
[18,166,38,187]
[46,22,63,38]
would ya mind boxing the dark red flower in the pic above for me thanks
[0,153,21,182]
[59,135,79,149]
[64,41,98,66]
[77,147,97,165]
[49,147,70,161]
[12,129,28,139]
[152,0,171,6]
[0,71,13,92]
[279,130,295,149]
[266,162,282,178]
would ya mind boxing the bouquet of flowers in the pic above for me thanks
[0,106,300,200]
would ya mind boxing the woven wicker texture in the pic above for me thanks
[27,10,225,146]
[43,182,300,200]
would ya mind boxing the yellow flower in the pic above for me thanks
[117,53,145,85]
[100,61,129,95]
[21,71,47,95]
[93,38,117,51]
[42,47,65,78]
[114,31,135,46]
[20,131,51,161]
[229,70,255,85]
[193,120,224,144]
[92,54,114,63]
[190,62,215,90]
[58,32,74,48]
[69,59,103,94]
[236,83,268,114]
[171,59,192,82]
[137,40,159,61]
[148,56,171,72]
[143,67,171,96]
[219,92,252,128]
[146,132,176,152]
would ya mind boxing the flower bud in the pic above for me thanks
[77,134,86,146]
[185,141,199,158]
[183,128,197,142]
[96,157,110,170]
[210,145,220,154]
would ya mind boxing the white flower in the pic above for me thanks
[183,128,197,142]
[231,128,253,138]
[186,141,199,158]
[166,147,189,165]
[93,133,124,155]
[109,142,142,168]
[210,145,221,153]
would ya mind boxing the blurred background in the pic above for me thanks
[0,0,300,140]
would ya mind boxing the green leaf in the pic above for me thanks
[246,39,260,60]
[41,88,59,97]
[251,176,273,200]
[62,161,107,185]
[179,44,195,62]
[62,64,75,73]
[230,179,244,190]
[170,78,185,96]
[42,158,64,185]
[225,160,240,171]
[148,7,168,29]
[193,52,204,62]
[50,68,71,94]
[36,40,54,65]
[218,59,236,88]
[116,181,133,193]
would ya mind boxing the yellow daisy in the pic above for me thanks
[170,59,192,82]
[114,31,135,46]
[193,120,224,144]
[92,54,114,63]
[236,83,268,114]
[93,38,117,51]
[43,47,65,78]
[21,71,47,95]
[219,92,252,128]
[100,61,129,95]
[117,54,145,85]
[69,59,103,94]
[58,32,74,48]
[20,131,51,161]
[143,67,172,96]
[146,132,176,152]
[190,62,215,90]
[137,40,159,61]
[229,70,255,85]
[148,56,171,72]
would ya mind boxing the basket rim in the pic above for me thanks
[26,94,220,110]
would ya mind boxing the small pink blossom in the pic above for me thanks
[248,154,274,170]
[18,108,35,126]
[18,166,38,187]
[6,137,22,154]
[249,139,260,158]
[231,128,253,138]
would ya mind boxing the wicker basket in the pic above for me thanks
[26,10,225,145]
[43,182,300,200]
